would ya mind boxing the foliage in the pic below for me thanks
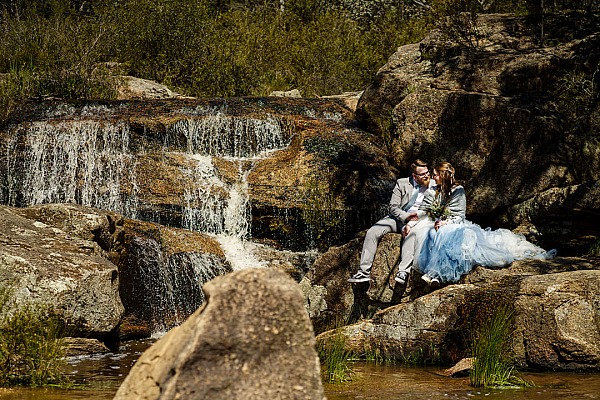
[0,285,69,387]
[317,329,355,383]
[0,0,432,123]
[588,239,600,256]
[401,344,442,365]
[0,0,597,125]
[469,306,532,388]
[301,173,345,251]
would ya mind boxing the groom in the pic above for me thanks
[348,159,434,283]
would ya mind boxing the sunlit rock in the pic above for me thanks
[114,268,325,400]
[0,205,123,338]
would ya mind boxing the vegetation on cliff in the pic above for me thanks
[1,0,595,124]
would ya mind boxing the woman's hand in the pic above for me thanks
[434,219,447,231]
[402,224,411,237]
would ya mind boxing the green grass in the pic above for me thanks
[0,285,69,387]
[317,329,355,384]
[469,306,532,388]
[587,239,600,256]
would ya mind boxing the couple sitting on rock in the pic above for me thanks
[348,159,556,287]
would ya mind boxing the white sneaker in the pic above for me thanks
[422,274,440,285]
[394,272,408,285]
[348,271,370,283]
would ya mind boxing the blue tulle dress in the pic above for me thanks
[417,221,557,283]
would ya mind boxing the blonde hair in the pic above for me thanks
[434,161,458,199]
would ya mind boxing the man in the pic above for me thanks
[348,159,434,283]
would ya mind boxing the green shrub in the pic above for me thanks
[0,286,68,387]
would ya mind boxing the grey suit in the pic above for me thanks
[357,177,430,275]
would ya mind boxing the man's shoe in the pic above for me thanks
[348,271,370,283]
[394,272,408,285]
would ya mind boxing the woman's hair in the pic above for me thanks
[434,161,459,199]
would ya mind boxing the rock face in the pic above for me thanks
[312,252,600,371]
[0,97,396,252]
[356,13,600,252]
[12,203,232,337]
[114,268,325,400]
[0,205,123,338]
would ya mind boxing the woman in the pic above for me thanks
[417,162,556,285]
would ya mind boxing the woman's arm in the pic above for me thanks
[445,186,466,224]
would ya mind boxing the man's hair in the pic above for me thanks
[411,159,429,173]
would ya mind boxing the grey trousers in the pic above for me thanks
[357,216,401,274]
[397,219,435,276]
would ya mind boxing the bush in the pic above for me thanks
[0,285,68,387]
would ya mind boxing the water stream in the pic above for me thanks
[1,342,599,400]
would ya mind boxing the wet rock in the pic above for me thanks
[0,97,395,251]
[12,203,232,336]
[114,268,325,400]
[63,337,111,357]
[438,357,474,377]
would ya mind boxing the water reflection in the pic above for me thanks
[1,341,599,400]
[325,362,600,400]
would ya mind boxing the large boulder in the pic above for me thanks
[0,205,123,338]
[14,203,232,337]
[356,13,600,251]
[300,232,403,333]
[114,268,325,400]
[315,256,600,371]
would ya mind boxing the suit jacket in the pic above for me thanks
[388,177,414,223]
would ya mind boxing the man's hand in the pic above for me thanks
[405,212,418,222]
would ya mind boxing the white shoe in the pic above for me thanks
[394,272,408,285]
[348,271,370,283]
[422,274,440,285]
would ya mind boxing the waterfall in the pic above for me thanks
[171,113,287,158]
[180,155,251,239]
[176,114,290,269]
[121,236,230,334]
[4,121,138,217]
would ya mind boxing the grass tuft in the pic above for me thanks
[469,306,533,388]
[317,329,355,384]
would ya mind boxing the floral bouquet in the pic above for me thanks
[427,198,450,222]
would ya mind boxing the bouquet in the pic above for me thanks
[427,198,450,221]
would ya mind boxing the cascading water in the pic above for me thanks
[4,121,139,216]
[121,236,230,333]
[2,106,292,333]
[171,113,290,270]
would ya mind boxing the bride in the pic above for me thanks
[415,162,556,285]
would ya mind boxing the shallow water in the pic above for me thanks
[1,341,599,400]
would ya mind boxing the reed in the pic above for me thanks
[317,329,355,383]
[469,306,532,388]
